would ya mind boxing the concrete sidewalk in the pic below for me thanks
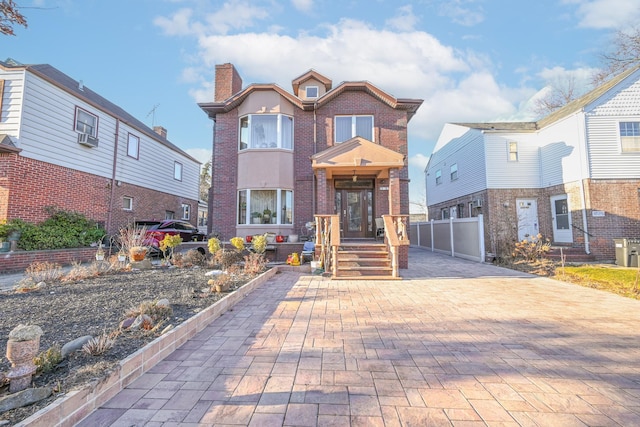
[76,247,640,426]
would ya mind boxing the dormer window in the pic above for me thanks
[305,86,319,98]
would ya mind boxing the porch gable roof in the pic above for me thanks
[311,136,404,179]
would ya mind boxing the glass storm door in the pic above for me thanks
[551,194,573,243]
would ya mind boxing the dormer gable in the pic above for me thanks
[292,69,332,100]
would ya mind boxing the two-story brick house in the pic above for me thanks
[426,65,640,262]
[0,59,201,234]
[199,64,422,270]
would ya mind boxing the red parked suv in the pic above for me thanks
[135,220,207,250]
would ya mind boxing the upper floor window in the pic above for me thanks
[435,169,442,185]
[127,133,139,159]
[239,114,293,150]
[508,141,518,161]
[450,163,458,181]
[619,122,640,152]
[75,107,98,137]
[305,86,319,98]
[181,203,191,220]
[335,115,373,143]
[174,161,182,181]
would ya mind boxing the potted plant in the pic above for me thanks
[263,208,271,224]
[251,212,262,224]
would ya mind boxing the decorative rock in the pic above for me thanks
[119,317,136,330]
[0,386,53,413]
[61,335,93,358]
[130,314,153,330]
[205,270,224,276]
[156,298,170,308]
[129,259,153,270]
[8,325,43,342]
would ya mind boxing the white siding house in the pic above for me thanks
[0,59,201,233]
[426,65,640,261]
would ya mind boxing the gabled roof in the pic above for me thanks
[0,134,21,153]
[311,136,404,179]
[199,74,423,121]
[291,69,332,93]
[0,61,199,163]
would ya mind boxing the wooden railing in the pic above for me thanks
[313,214,408,278]
[382,215,409,277]
[315,214,340,276]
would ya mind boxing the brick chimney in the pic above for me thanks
[153,126,167,139]
[215,63,243,102]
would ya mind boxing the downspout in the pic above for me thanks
[312,101,317,216]
[577,110,591,254]
[106,118,120,234]
[209,119,216,236]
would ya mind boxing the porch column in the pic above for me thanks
[316,169,329,214]
[388,168,401,215]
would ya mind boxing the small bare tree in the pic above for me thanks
[534,74,580,117]
[593,25,640,85]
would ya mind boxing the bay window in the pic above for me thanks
[335,115,373,143]
[238,189,293,225]
[239,114,293,150]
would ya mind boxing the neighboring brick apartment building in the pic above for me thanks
[0,59,201,234]
[426,65,640,261]
[199,64,423,249]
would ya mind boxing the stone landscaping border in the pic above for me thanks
[16,265,309,427]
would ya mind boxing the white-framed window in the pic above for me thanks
[181,203,191,220]
[450,163,458,181]
[127,133,139,159]
[239,114,293,150]
[508,141,518,161]
[165,211,175,220]
[122,196,133,211]
[238,189,293,225]
[74,107,98,136]
[174,161,182,181]
[305,86,319,98]
[619,122,640,152]
[435,169,442,185]
[335,115,373,143]
[441,208,449,220]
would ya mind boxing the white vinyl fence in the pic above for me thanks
[409,214,485,262]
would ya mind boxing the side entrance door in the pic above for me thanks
[516,198,539,241]
[335,183,373,238]
[550,194,573,243]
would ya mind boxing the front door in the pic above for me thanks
[516,198,539,241]
[551,194,573,243]
[335,183,373,238]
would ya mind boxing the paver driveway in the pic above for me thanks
[79,247,640,426]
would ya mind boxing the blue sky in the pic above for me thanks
[2,0,639,211]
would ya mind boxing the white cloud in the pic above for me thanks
[291,0,314,13]
[408,153,430,171]
[566,0,640,29]
[186,148,212,165]
[203,0,270,35]
[438,0,485,27]
[385,5,419,32]
[154,8,201,36]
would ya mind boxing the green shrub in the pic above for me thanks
[16,206,105,250]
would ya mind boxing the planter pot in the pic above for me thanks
[288,234,299,243]
[130,246,148,261]
[252,217,261,224]
[245,235,253,243]
[276,235,285,243]
[6,337,40,392]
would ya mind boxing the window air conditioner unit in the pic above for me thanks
[78,133,99,147]
[472,198,483,208]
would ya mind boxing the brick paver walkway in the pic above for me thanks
[78,248,640,426]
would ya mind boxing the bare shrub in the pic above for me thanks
[174,249,207,267]
[125,300,173,323]
[512,234,551,262]
[24,261,63,283]
[243,252,267,276]
[82,333,116,356]
[213,249,244,270]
